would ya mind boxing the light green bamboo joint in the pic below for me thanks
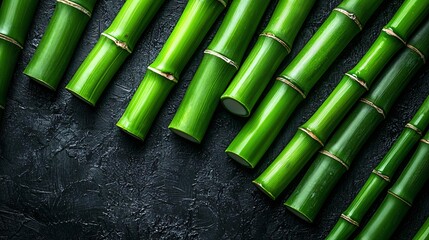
[341,214,360,227]
[0,33,23,49]
[319,149,349,170]
[277,76,306,99]
[57,0,92,17]
[360,98,386,118]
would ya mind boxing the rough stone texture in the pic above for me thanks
[1,0,428,239]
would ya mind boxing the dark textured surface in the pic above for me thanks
[1,0,428,239]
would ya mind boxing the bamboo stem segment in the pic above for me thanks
[283,19,429,223]
[413,217,429,240]
[117,0,228,141]
[0,0,39,109]
[227,0,386,169]
[220,0,316,117]
[168,0,271,143]
[65,0,165,105]
[356,131,429,240]
[23,0,97,90]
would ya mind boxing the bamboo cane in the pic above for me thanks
[116,0,228,141]
[225,0,388,169]
[65,0,165,104]
[168,0,274,143]
[413,217,429,240]
[220,0,316,117]
[0,0,38,110]
[283,19,429,223]
[23,0,98,90]
[356,130,429,239]
[327,96,429,239]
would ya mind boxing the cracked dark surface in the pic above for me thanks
[1,0,428,239]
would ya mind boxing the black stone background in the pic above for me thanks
[1,0,428,239]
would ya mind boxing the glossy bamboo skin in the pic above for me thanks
[23,0,97,90]
[226,0,385,169]
[220,0,316,117]
[328,96,429,239]
[284,19,429,223]
[168,0,271,143]
[65,0,165,105]
[413,217,429,240]
[117,0,228,141]
[356,131,429,240]
[0,0,38,109]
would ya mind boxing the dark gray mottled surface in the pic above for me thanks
[1,0,428,239]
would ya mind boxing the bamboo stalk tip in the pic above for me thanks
[65,86,96,107]
[284,202,313,223]
[116,122,145,142]
[221,97,250,117]
[168,127,201,144]
[23,72,57,91]
[252,180,276,200]
[226,151,253,168]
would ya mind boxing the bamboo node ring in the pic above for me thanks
[57,0,92,18]
[204,49,239,69]
[0,33,23,49]
[387,190,412,207]
[340,214,360,227]
[299,127,324,146]
[405,123,422,136]
[217,0,227,7]
[407,44,426,64]
[372,169,390,182]
[260,32,291,53]
[319,149,349,170]
[147,66,178,83]
[333,8,363,30]
[276,76,306,99]
[345,73,368,91]
[420,138,429,145]
[101,33,132,54]
[382,28,406,45]
[360,98,386,119]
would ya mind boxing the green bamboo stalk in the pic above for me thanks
[327,96,429,239]
[252,0,429,199]
[413,217,429,240]
[225,0,386,169]
[167,0,272,143]
[220,0,315,117]
[116,0,228,141]
[356,130,429,240]
[65,0,165,105]
[283,19,429,223]
[0,0,38,110]
[23,0,97,90]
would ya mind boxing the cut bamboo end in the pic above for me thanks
[252,180,276,200]
[168,126,201,144]
[65,85,96,107]
[24,72,57,91]
[284,203,313,223]
[225,150,254,168]
[116,122,145,141]
[221,96,250,117]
